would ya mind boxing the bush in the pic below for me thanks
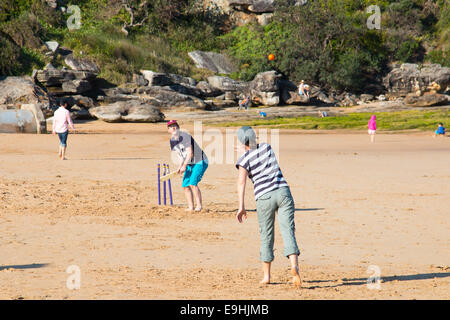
[426,49,450,67]
[0,35,22,75]
[1,12,44,48]
[223,0,387,91]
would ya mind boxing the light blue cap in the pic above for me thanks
[237,126,256,146]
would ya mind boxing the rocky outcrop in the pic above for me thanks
[279,79,308,104]
[64,54,100,74]
[403,93,449,107]
[383,63,450,97]
[0,109,37,133]
[33,49,99,97]
[89,100,165,123]
[35,69,96,95]
[195,81,224,97]
[207,75,249,93]
[45,41,59,53]
[0,76,53,117]
[0,76,49,105]
[21,103,47,133]
[188,51,237,74]
[137,86,208,111]
[0,76,49,133]
[249,70,281,106]
[203,0,302,26]
[140,70,197,87]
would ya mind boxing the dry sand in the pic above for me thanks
[0,120,449,299]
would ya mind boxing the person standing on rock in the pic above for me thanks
[368,114,377,143]
[235,126,302,287]
[52,101,75,160]
[168,120,208,211]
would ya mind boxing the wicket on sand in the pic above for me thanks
[158,163,173,206]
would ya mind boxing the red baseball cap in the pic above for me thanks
[167,120,178,127]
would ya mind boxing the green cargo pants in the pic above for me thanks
[255,186,300,262]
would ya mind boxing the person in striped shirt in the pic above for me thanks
[235,126,302,287]
[52,101,75,160]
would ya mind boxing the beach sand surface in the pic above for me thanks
[0,120,449,299]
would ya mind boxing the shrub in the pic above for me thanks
[0,35,22,75]
[223,0,387,91]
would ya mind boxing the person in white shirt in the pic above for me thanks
[52,101,75,160]
[298,80,310,98]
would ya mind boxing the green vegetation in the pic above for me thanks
[0,0,228,82]
[0,0,449,89]
[213,110,450,131]
[225,0,449,91]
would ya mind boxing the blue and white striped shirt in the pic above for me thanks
[236,143,288,200]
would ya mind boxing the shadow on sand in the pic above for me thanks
[219,208,324,213]
[0,263,50,271]
[246,208,324,213]
[72,157,155,161]
[305,272,450,289]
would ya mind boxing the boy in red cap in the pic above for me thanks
[167,120,208,211]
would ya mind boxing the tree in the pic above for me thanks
[120,0,149,36]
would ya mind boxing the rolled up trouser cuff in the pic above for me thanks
[284,247,300,258]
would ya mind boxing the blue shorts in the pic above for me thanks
[182,160,208,187]
[57,131,69,147]
[435,130,445,135]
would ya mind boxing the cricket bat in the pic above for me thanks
[159,170,178,182]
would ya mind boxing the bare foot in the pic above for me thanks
[185,207,194,212]
[194,207,202,212]
[291,267,302,287]
[259,278,270,285]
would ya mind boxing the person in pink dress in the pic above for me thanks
[368,114,377,143]
[52,101,75,160]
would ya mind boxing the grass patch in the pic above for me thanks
[212,110,450,131]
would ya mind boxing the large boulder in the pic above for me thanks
[140,70,197,87]
[188,51,237,74]
[279,79,309,104]
[162,84,205,99]
[35,69,96,86]
[35,68,97,95]
[196,81,223,97]
[137,86,208,111]
[248,1,275,13]
[403,93,449,107]
[0,109,37,133]
[280,89,309,104]
[228,0,274,12]
[0,103,46,134]
[61,79,92,94]
[207,75,249,93]
[0,76,53,117]
[203,0,298,26]
[45,41,59,53]
[54,95,96,120]
[249,70,281,106]
[383,63,450,97]
[64,54,100,74]
[21,103,47,133]
[0,76,49,106]
[89,100,165,123]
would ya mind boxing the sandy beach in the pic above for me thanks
[0,120,449,299]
